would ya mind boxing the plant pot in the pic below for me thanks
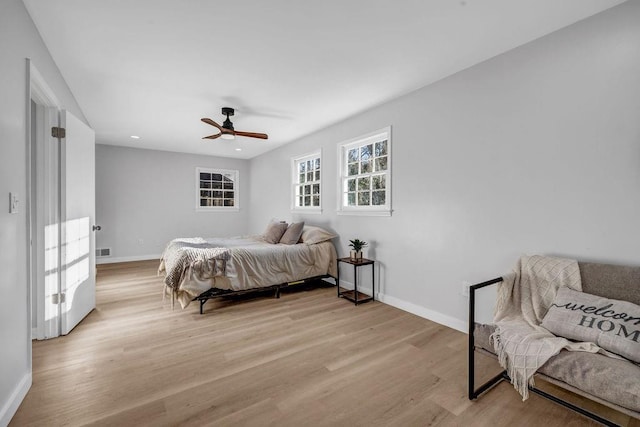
[350,250,363,262]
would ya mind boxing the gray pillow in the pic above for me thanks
[263,221,288,244]
[541,287,640,363]
[279,221,305,245]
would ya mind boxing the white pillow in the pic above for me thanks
[541,287,640,363]
[299,225,337,245]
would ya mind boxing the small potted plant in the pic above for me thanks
[348,239,368,262]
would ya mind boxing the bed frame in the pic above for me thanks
[193,274,333,314]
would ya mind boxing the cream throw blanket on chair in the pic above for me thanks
[491,255,601,400]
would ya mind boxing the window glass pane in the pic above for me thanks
[292,153,321,211]
[347,179,356,192]
[358,177,370,190]
[375,156,388,172]
[347,192,356,206]
[348,148,359,163]
[348,163,359,176]
[198,169,239,209]
[372,175,385,190]
[375,140,387,157]
[358,192,370,206]
[372,190,386,206]
[360,144,373,161]
[361,160,372,174]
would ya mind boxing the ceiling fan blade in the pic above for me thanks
[201,118,223,130]
[234,130,268,140]
[202,133,222,140]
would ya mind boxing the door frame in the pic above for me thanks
[27,59,62,342]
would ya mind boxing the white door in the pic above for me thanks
[33,105,63,339]
[60,110,96,335]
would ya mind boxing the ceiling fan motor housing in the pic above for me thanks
[221,107,235,130]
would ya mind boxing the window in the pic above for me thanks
[292,151,322,213]
[337,127,391,216]
[196,168,239,211]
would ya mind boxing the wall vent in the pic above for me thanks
[96,248,111,257]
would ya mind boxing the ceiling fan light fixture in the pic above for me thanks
[221,133,235,140]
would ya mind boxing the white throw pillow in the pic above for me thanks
[541,287,640,363]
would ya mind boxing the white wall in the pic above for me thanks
[95,145,251,262]
[248,1,640,332]
[0,0,88,424]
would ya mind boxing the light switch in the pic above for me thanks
[9,192,18,214]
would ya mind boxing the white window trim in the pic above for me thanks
[336,126,392,217]
[195,167,240,212]
[291,149,322,214]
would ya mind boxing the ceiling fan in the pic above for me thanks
[201,107,268,141]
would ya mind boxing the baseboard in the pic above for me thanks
[0,372,31,427]
[376,293,467,333]
[96,254,160,265]
[338,280,466,332]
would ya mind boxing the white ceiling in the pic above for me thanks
[23,0,625,159]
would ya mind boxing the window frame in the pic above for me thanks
[337,126,392,216]
[195,167,240,212]
[291,150,322,214]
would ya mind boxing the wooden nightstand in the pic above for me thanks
[336,257,375,305]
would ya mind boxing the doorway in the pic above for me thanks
[28,59,97,340]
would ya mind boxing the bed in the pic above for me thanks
[158,223,338,313]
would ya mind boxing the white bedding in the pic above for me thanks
[160,235,337,308]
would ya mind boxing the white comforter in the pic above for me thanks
[161,236,337,308]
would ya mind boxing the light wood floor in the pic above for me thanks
[11,260,639,426]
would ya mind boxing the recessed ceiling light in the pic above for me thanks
[235,148,242,151]
[130,135,140,139]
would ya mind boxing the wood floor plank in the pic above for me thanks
[9,260,637,426]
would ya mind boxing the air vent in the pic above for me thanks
[96,248,111,257]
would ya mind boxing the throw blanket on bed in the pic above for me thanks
[159,238,231,307]
[491,255,601,400]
